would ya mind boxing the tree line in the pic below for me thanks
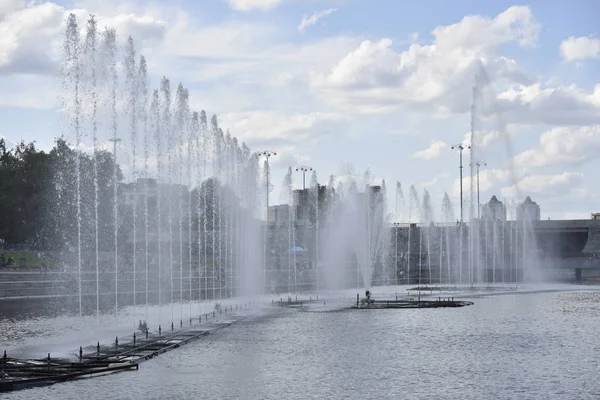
[0,138,121,250]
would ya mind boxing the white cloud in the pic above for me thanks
[0,2,65,74]
[501,172,583,197]
[451,168,513,199]
[513,125,600,168]
[560,36,600,62]
[219,110,344,144]
[412,140,449,160]
[266,145,309,169]
[0,2,169,76]
[0,0,25,20]
[419,172,450,188]
[496,83,600,126]
[225,0,287,12]
[311,6,538,114]
[298,8,336,32]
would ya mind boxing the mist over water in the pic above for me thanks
[52,15,564,312]
[57,14,265,335]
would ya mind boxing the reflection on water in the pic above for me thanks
[3,287,600,399]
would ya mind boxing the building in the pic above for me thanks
[482,195,507,222]
[517,196,541,221]
[268,204,290,225]
[293,189,311,221]
[592,213,600,220]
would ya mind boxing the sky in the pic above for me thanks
[1,0,599,221]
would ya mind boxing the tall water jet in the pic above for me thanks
[442,193,454,284]
[216,128,224,299]
[83,15,99,318]
[224,133,232,297]
[124,36,138,328]
[174,83,189,322]
[310,171,319,294]
[380,180,389,285]
[102,27,119,316]
[139,56,149,321]
[210,115,219,299]
[63,14,83,316]
[262,159,271,293]
[194,111,205,305]
[422,190,433,284]
[189,111,198,317]
[151,89,162,324]
[160,77,174,322]
[408,186,419,285]
[280,168,293,293]
[200,111,208,300]
[394,182,404,285]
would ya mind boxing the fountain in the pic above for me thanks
[0,12,557,394]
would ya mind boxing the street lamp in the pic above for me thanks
[295,166,313,191]
[257,150,276,293]
[451,143,471,224]
[474,161,487,219]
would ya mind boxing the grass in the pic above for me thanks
[0,251,41,268]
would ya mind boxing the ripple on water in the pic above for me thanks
[2,290,600,399]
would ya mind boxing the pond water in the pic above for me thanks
[3,286,600,399]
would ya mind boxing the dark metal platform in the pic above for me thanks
[1,303,252,393]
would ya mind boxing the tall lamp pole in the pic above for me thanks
[258,150,276,293]
[295,166,313,191]
[295,165,313,219]
[451,143,471,224]
[475,161,487,219]
[293,166,313,292]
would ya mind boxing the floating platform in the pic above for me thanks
[352,298,474,309]
[271,295,473,310]
[0,304,251,393]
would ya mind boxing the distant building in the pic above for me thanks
[483,195,507,222]
[517,196,541,221]
[293,189,311,222]
[592,213,600,220]
[120,178,188,209]
[268,204,290,225]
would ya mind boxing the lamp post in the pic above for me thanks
[451,143,471,224]
[108,136,121,317]
[474,161,487,219]
[294,165,313,292]
[258,150,276,293]
[295,166,312,191]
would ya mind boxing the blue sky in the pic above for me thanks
[1,0,599,220]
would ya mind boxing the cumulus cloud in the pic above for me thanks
[311,6,538,114]
[419,172,450,188]
[0,2,65,74]
[0,2,168,76]
[496,83,600,126]
[413,140,449,160]
[0,0,25,20]
[512,125,600,168]
[451,168,513,199]
[219,110,344,144]
[560,36,600,62]
[501,172,583,197]
[298,8,336,32]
